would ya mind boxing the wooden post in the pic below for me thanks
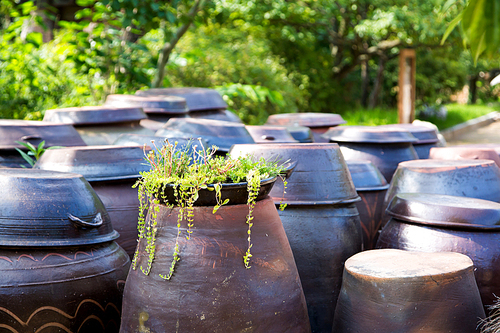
[398,49,416,124]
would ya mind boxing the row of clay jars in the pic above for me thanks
[229,143,363,333]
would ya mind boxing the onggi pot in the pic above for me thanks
[380,123,443,159]
[266,112,346,143]
[321,125,419,182]
[229,143,363,333]
[346,160,389,250]
[0,169,130,333]
[136,87,242,123]
[34,145,151,258]
[377,192,500,311]
[119,180,311,332]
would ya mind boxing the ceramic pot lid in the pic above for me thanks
[387,192,500,230]
[245,125,298,143]
[346,160,389,191]
[0,120,86,149]
[156,118,255,152]
[43,105,146,125]
[281,125,314,143]
[266,113,346,128]
[34,145,151,181]
[0,169,118,246]
[136,87,228,112]
[105,94,188,114]
[379,124,439,144]
[322,125,418,143]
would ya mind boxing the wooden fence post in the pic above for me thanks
[398,49,416,124]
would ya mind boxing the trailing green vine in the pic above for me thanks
[132,139,289,280]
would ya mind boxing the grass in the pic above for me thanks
[339,103,500,130]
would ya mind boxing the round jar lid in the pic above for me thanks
[43,105,147,125]
[0,169,118,246]
[346,160,389,191]
[136,87,228,112]
[266,112,346,128]
[379,124,439,144]
[156,118,255,152]
[105,94,188,114]
[245,125,298,143]
[322,125,418,143]
[387,192,500,230]
[0,120,86,149]
[34,145,151,181]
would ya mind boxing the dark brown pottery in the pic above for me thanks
[332,249,485,332]
[322,125,419,182]
[380,123,442,159]
[229,143,359,204]
[347,160,389,250]
[34,146,150,258]
[105,94,190,132]
[384,159,500,218]
[0,169,130,333]
[429,146,500,167]
[0,120,86,168]
[135,87,242,123]
[120,196,311,333]
[285,125,315,143]
[266,113,346,143]
[156,118,255,153]
[377,192,500,311]
[229,143,363,333]
[245,125,298,143]
[43,105,154,145]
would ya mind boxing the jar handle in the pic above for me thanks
[21,135,42,141]
[68,213,103,228]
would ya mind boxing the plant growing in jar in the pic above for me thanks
[132,139,289,280]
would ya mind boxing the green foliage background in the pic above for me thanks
[0,0,499,125]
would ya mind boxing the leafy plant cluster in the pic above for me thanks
[132,139,286,280]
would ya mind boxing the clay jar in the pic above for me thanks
[0,119,86,168]
[156,118,255,155]
[377,193,500,310]
[385,159,500,213]
[43,105,154,145]
[229,143,363,333]
[0,169,130,333]
[34,145,151,258]
[380,123,443,159]
[104,94,189,132]
[321,125,419,182]
[346,160,389,250]
[135,87,242,123]
[119,193,311,332]
[266,112,346,143]
[332,249,485,332]
[429,146,500,167]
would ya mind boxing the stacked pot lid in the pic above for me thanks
[0,168,118,246]
[245,125,298,143]
[43,105,155,145]
[266,112,346,142]
[380,123,442,159]
[156,118,254,153]
[135,87,242,123]
[0,120,87,168]
[322,125,419,182]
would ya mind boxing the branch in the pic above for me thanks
[152,0,206,88]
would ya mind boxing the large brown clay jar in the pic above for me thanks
[229,143,363,333]
[120,196,310,333]
[377,193,500,311]
[0,169,130,333]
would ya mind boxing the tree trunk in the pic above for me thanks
[368,55,386,109]
[469,74,478,104]
[361,58,370,107]
[152,0,205,88]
